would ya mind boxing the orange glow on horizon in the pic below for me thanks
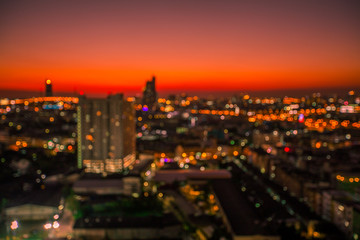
[1,71,359,96]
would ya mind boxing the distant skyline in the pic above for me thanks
[1,0,360,96]
[0,86,356,100]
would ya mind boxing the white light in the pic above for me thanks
[54,214,59,220]
[53,221,60,229]
[44,223,52,229]
[10,220,18,230]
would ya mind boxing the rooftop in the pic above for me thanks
[74,213,179,229]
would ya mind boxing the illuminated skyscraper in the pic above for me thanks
[45,79,53,96]
[142,76,157,110]
[77,94,136,174]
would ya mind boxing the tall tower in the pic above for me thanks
[77,94,136,174]
[45,79,53,97]
[142,76,157,110]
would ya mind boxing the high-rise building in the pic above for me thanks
[142,76,157,110]
[77,94,136,174]
[45,79,53,97]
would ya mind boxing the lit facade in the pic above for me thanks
[78,94,136,174]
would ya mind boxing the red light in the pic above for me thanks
[284,147,290,153]
[298,114,304,123]
[79,91,84,96]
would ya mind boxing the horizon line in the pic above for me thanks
[1,86,358,99]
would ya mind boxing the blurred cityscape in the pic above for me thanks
[0,78,359,240]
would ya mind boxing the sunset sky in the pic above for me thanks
[1,0,360,96]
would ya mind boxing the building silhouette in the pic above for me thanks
[45,79,53,96]
[142,76,157,110]
[77,94,136,174]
